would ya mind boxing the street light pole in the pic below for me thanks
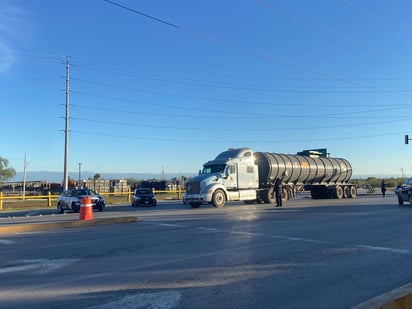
[78,163,82,188]
[23,152,27,200]
[63,58,70,190]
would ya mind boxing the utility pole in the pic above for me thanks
[78,163,82,188]
[63,58,70,190]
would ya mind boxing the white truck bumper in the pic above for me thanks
[183,193,212,204]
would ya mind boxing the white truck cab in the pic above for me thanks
[183,148,259,208]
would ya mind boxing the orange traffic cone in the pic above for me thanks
[79,196,93,220]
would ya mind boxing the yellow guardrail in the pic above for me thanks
[0,190,185,211]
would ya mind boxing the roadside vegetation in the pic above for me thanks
[0,156,15,183]
[352,177,405,194]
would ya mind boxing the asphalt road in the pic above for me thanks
[1,193,411,309]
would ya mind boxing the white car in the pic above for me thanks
[57,188,105,213]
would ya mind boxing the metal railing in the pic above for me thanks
[0,190,185,211]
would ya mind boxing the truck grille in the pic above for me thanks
[186,182,200,194]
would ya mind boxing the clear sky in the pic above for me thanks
[1,0,412,180]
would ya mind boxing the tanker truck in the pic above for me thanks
[183,148,356,208]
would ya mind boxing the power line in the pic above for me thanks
[70,102,412,120]
[71,116,412,132]
[71,56,412,82]
[71,89,408,110]
[72,63,412,94]
[69,77,412,118]
[72,128,408,144]
[103,0,180,29]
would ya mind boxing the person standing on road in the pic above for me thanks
[381,179,387,198]
[273,178,283,207]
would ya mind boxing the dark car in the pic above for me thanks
[132,188,157,207]
[398,178,412,205]
[57,188,105,213]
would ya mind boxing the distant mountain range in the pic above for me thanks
[11,171,197,183]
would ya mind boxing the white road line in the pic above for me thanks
[357,245,410,254]
[143,222,186,228]
[196,227,218,231]
[0,259,80,274]
[145,221,411,255]
[229,230,265,237]
[86,291,181,309]
[0,239,16,245]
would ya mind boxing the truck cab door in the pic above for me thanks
[225,164,238,189]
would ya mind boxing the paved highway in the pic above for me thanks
[1,193,411,308]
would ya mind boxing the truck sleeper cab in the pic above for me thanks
[184,149,259,208]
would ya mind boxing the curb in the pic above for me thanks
[351,283,412,309]
[0,216,139,235]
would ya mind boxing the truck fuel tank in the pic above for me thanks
[254,152,352,185]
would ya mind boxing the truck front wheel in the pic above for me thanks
[212,189,226,208]
[262,189,276,204]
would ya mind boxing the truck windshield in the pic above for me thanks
[202,164,226,174]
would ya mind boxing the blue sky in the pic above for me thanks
[1,0,412,180]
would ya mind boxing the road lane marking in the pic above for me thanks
[0,259,80,274]
[196,227,218,231]
[357,245,410,254]
[0,239,15,244]
[144,222,186,228]
[144,221,411,255]
[86,291,181,309]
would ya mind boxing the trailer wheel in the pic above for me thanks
[282,187,288,201]
[335,186,344,199]
[350,186,357,198]
[212,189,226,208]
[343,186,351,198]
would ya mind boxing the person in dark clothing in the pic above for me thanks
[273,178,283,207]
[381,180,386,197]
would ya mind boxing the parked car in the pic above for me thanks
[397,178,412,205]
[132,188,157,207]
[57,188,105,213]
